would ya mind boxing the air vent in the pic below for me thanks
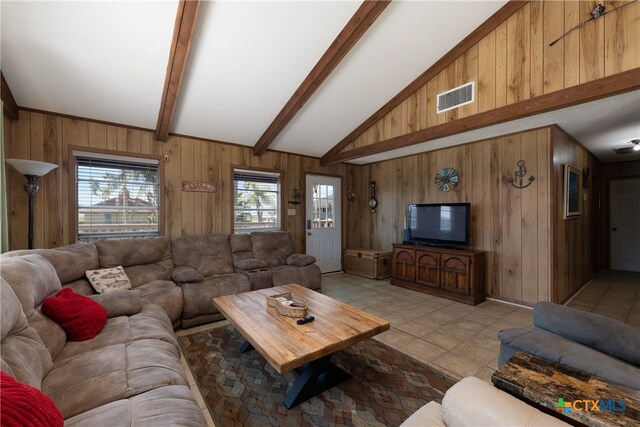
[437,81,475,114]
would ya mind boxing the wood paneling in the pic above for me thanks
[328,0,640,163]
[5,110,350,254]
[551,127,601,303]
[353,127,553,305]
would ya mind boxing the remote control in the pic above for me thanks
[296,315,315,325]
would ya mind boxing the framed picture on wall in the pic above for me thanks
[564,164,581,218]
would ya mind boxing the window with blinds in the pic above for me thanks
[74,150,160,242]
[233,169,280,233]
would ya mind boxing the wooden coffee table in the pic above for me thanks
[212,283,390,408]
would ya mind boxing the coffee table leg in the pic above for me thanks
[240,340,254,353]
[283,356,351,409]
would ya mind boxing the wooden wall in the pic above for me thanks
[347,128,553,305]
[551,127,602,303]
[343,0,640,152]
[4,110,355,253]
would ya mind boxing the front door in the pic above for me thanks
[610,178,640,272]
[305,175,341,273]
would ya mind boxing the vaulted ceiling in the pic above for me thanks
[2,1,639,164]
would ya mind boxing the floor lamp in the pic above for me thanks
[5,159,58,249]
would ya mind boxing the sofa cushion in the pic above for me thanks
[1,243,99,285]
[533,301,640,366]
[441,377,568,426]
[0,371,63,427]
[181,274,251,320]
[58,302,178,360]
[89,290,142,319]
[172,234,234,275]
[95,236,172,269]
[135,280,183,324]
[0,255,67,360]
[42,339,188,419]
[250,231,295,267]
[271,264,322,290]
[95,237,173,287]
[42,289,107,341]
[0,279,53,389]
[229,234,254,262]
[171,266,204,285]
[287,254,316,267]
[63,385,205,427]
[234,258,267,270]
[399,401,446,427]
[498,327,640,390]
[86,266,132,294]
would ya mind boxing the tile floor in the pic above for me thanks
[178,270,639,426]
[565,270,640,328]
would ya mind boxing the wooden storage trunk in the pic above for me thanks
[344,248,391,280]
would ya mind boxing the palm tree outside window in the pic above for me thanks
[233,169,280,233]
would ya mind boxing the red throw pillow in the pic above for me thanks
[0,371,63,427]
[42,288,107,341]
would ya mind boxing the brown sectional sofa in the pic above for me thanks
[0,230,320,425]
[0,255,205,426]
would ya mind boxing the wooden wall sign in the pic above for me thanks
[182,180,217,193]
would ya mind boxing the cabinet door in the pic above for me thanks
[416,251,440,287]
[392,248,416,281]
[440,254,471,294]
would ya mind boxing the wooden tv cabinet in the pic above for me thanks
[391,243,485,305]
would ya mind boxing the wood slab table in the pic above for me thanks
[492,352,640,427]
[213,284,390,408]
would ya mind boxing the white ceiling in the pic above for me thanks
[1,1,637,166]
[1,0,178,129]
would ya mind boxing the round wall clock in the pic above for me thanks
[435,167,459,192]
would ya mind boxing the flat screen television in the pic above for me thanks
[405,203,471,248]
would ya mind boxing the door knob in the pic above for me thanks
[307,232,312,236]
[612,228,617,231]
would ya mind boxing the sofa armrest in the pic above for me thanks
[442,377,569,426]
[286,254,316,267]
[400,401,446,427]
[533,302,640,365]
[171,266,204,285]
[89,289,142,318]
[234,258,267,271]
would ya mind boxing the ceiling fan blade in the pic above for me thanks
[613,146,635,154]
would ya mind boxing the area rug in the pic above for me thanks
[178,325,456,427]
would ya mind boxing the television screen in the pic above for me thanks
[407,203,470,247]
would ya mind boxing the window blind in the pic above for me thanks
[233,169,280,233]
[75,153,160,241]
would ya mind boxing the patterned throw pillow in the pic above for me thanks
[85,266,132,294]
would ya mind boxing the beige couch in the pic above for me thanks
[401,376,569,426]
[172,231,322,328]
[0,254,205,426]
[3,231,321,329]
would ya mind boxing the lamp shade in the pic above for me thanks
[6,159,58,177]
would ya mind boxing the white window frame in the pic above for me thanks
[72,149,161,242]
[233,168,281,234]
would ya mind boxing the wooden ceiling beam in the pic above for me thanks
[253,0,391,156]
[155,0,201,142]
[320,0,528,163]
[323,68,640,164]
[1,71,19,120]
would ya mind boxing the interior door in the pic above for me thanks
[305,175,341,273]
[610,178,640,272]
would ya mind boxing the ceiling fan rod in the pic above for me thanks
[549,0,638,47]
